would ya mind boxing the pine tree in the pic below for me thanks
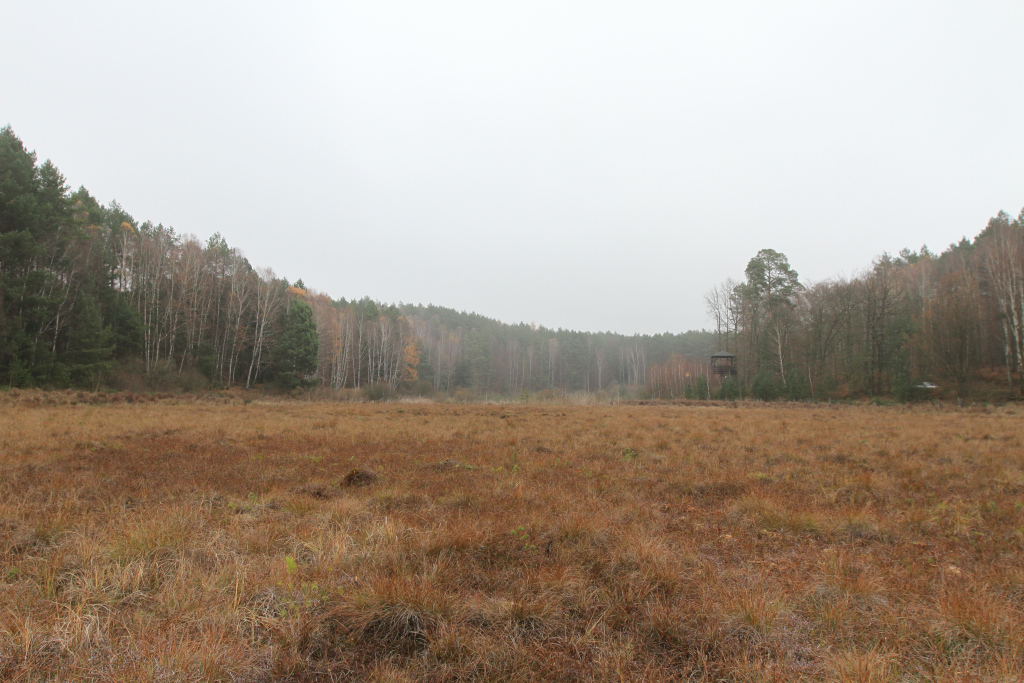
[274,298,318,388]
[67,292,114,386]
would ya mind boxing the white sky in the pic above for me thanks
[3,1,1022,334]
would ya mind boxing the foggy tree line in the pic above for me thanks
[5,125,1021,400]
[646,355,714,400]
[0,121,714,394]
[697,210,1024,400]
[399,304,714,396]
[0,125,715,395]
[306,293,417,390]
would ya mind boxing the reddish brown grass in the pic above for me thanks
[1,398,1023,681]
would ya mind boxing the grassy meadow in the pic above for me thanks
[2,393,1024,681]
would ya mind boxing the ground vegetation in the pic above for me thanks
[2,398,1023,681]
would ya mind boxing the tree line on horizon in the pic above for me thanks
[0,126,714,396]
[2,126,1021,400]
[685,212,1024,401]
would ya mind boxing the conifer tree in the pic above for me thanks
[274,298,318,388]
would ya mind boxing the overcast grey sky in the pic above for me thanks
[3,1,1022,334]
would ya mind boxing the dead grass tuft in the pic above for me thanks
[341,468,378,487]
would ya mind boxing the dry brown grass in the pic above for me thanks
[1,398,1023,681]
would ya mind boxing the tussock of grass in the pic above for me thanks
[2,399,1024,680]
[341,468,378,487]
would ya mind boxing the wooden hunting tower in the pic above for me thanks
[710,351,737,377]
